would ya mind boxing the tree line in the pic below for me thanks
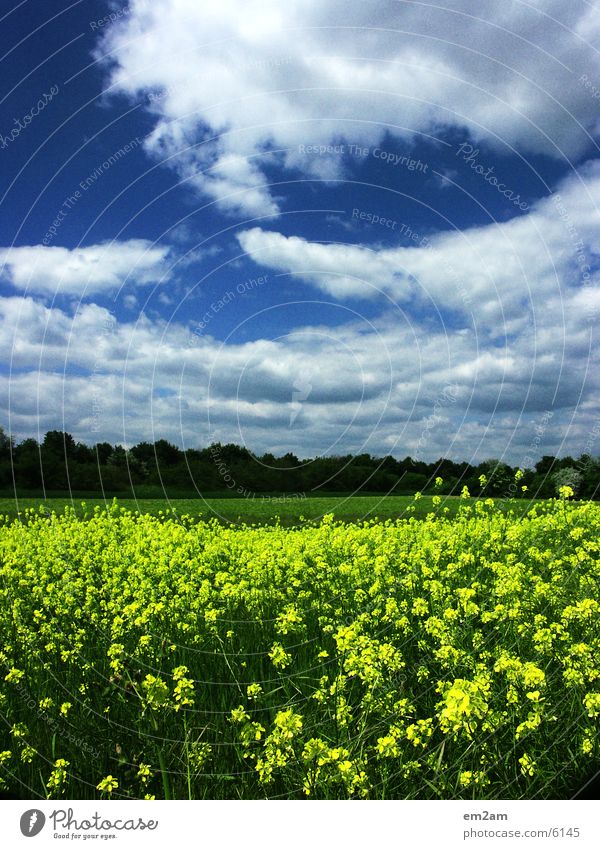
[0,426,598,499]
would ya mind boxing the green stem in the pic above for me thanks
[184,716,192,800]
[158,748,171,800]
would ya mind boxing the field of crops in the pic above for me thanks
[0,493,540,525]
[0,490,599,800]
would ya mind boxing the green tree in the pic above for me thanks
[0,426,15,487]
[479,459,514,496]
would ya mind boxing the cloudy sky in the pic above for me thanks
[1,0,599,463]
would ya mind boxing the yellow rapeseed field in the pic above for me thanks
[0,486,598,799]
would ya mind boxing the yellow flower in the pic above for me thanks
[96,775,119,794]
[583,693,600,718]
[376,735,400,758]
[246,683,263,700]
[273,708,303,740]
[4,667,24,684]
[47,759,70,795]
[230,705,250,724]
[269,642,292,669]
[137,763,152,783]
[518,754,536,777]
[20,745,36,763]
[141,674,169,709]
[438,678,489,735]
[172,666,195,711]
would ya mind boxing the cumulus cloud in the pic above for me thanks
[237,160,600,332]
[0,289,597,463]
[98,0,600,215]
[0,240,171,297]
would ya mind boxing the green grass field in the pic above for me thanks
[0,493,542,525]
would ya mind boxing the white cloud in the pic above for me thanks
[237,160,600,333]
[98,0,600,215]
[0,240,171,297]
[0,286,597,463]
[123,294,138,310]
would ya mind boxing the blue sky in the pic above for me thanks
[1,0,599,464]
